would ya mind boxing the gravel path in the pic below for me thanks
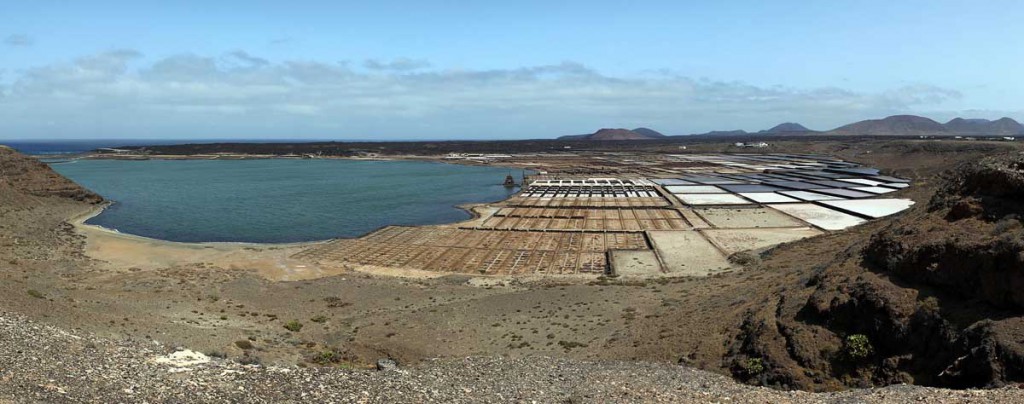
[0,311,1020,403]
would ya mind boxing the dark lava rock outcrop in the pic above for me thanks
[868,154,1024,309]
[726,153,1024,391]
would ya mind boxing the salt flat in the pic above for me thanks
[768,203,867,230]
[647,230,731,276]
[820,199,916,219]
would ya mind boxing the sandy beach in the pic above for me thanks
[70,200,510,282]
[71,203,337,281]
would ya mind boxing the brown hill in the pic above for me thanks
[945,117,1024,136]
[558,128,661,141]
[830,115,948,136]
[759,122,814,134]
[0,146,102,203]
[0,145,102,263]
[631,127,667,138]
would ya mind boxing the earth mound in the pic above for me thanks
[631,127,667,138]
[945,118,1024,136]
[0,146,102,203]
[760,122,813,134]
[558,128,661,141]
[726,153,1024,391]
[831,115,948,136]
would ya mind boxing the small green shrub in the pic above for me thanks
[729,252,760,266]
[27,289,44,299]
[919,296,940,313]
[742,357,765,375]
[283,320,303,332]
[310,315,328,323]
[990,215,1021,236]
[313,350,336,364]
[234,340,254,350]
[844,334,873,360]
[238,353,261,366]
[557,340,588,350]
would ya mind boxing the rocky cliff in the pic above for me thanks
[727,153,1024,390]
[0,146,101,262]
[0,146,102,203]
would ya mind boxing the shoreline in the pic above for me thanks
[70,202,326,249]
[71,203,337,280]
[70,190,519,249]
[70,200,568,282]
[40,152,542,172]
[63,157,527,249]
[64,165,525,280]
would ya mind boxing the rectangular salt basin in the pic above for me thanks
[777,191,844,201]
[719,184,786,193]
[768,203,867,230]
[852,186,896,195]
[808,180,861,188]
[696,179,749,185]
[739,192,801,204]
[871,175,910,183]
[765,181,821,190]
[664,185,725,194]
[652,178,695,185]
[682,175,748,185]
[701,227,823,254]
[697,207,806,228]
[731,174,777,181]
[810,188,875,199]
[798,171,848,179]
[674,193,751,205]
[647,231,731,276]
[827,167,881,176]
[819,199,915,219]
[882,183,910,189]
[839,178,885,186]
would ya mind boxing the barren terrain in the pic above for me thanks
[2,139,1023,401]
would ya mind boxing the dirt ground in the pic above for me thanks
[1,139,1021,392]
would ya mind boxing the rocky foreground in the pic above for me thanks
[726,152,1024,390]
[1,311,1021,403]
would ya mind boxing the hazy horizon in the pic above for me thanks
[2,1,1023,140]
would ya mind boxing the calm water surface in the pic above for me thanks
[53,159,521,243]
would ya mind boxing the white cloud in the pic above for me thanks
[3,34,33,47]
[0,50,968,139]
[363,58,431,72]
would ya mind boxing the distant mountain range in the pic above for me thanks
[559,116,1024,140]
[830,115,947,136]
[831,115,1024,137]
[943,117,1024,136]
[761,122,812,134]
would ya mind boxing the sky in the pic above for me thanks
[1,0,1022,140]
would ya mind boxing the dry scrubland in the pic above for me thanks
[2,140,1024,402]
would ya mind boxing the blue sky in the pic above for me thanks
[1,1,1022,140]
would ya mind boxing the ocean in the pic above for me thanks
[52,159,522,243]
[4,140,181,155]
[3,139,336,155]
